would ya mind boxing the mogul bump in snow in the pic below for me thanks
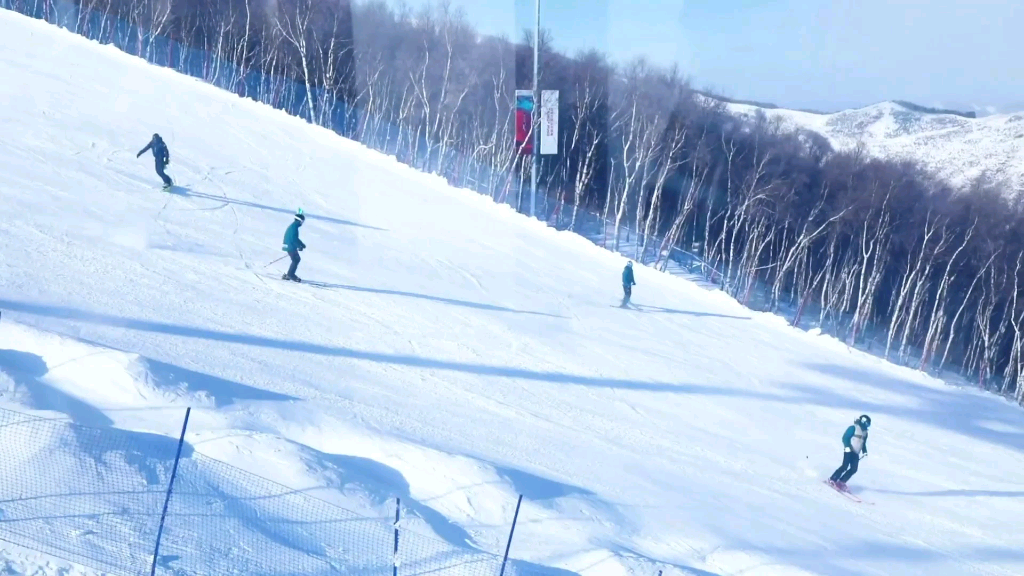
[621,261,636,307]
[828,414,870,491]
[281,210,306,282]
[136,133,173,188]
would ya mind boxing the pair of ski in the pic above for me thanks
[823,480,873,504]
[277,274,330,289]
[254,271,326,288]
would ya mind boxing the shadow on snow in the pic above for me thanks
[181,189,387,231]
[633,304,749,320]
[0,298,718,395]
[304,282,566,318]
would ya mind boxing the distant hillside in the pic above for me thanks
[723,99,1024,190]
[697,91,828,115]
[701,92,979,120]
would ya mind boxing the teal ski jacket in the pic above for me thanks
[282,221,306,252]
[622,265,635,286]
[842,423,868,454]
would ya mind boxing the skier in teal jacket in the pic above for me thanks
[281,211,306,282]
[621,261,636,307]
[828,414,870,491]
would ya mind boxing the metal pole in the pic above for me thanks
[150,407,192,576]
[498,494,524,576]
[392,497,401,576]
[264,254,288,268]
[530,0,539,219]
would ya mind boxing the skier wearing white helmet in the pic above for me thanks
[828,414,871,491]
[281,210,307,282]
[621,261,636,307]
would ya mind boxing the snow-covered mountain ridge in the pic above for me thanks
[724,99,1024,191]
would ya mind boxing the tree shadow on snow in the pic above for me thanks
[305,449,477,549]
[794,362,1024,455]
[0,298,729,395]
[307,282,567,318]
[181,190,387,231]
[0,350,198,574]
[144,358,299,407]
[307,453,589,576]
[663,566,722,576]
[496,466,598,501]
[0,350,197,470]
[0,349,113,427]
[755,538,1024,574]
[868,488,1024,498]
[493,465,631,531]
[593,545,723,576]
[634,305,749,320]
[507,560,581,576]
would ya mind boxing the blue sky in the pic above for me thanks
[397,0,1024,114]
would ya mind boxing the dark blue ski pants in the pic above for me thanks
[155,160,172,187]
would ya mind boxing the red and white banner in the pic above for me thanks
[515,90,534,155]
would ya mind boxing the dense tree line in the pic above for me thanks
[893,100,977,119]
[24,0,1024,404]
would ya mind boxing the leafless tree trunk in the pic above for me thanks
[920,219,977,369]
[937,247,997,373]
[273,0,318,123]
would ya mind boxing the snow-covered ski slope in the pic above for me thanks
[1,8,1024,576]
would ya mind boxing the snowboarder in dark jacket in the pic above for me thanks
[828,414,870,491]
[621,261,636,307]
[137,133,173,188]
[281,211,306,282]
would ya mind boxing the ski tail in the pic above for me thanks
[823,480,872,504]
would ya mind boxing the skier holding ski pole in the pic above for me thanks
[281,210,306,282]
[265,255,288,268]
[828,414,871,491]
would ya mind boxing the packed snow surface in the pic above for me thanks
[1,9,1024,576]
[726,100,1024,191]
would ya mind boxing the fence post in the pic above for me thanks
[498,494,523,576]
[392,497,401,576]
[149,407,191,576]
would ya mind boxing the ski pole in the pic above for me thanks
[264,255,287,268]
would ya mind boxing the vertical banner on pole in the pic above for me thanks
[515,90,534,155]
[540,90,558,155]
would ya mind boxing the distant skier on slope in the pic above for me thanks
[281,210,306,282]
[828,414,871,491]
[621,261,636,307]
[136,133,173,188]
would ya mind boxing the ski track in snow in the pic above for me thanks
[1,8,1024,576]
